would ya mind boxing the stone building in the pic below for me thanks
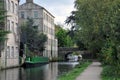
[0,0,20,69]
[19,0,58,59]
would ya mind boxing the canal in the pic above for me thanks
[0,62,79,80]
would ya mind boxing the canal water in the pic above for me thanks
[0,62,79,80]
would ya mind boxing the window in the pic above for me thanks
[43,13,46,20]
[50,28,51,35]
[47,28,48,34]
[7,20,10,31]
[50,39,51,46]
[49,17,52,24]
[6,0,8,11]
[48,39,49,45]
[46,26,49,33]
[11,47,14,58]
[11,21,14,33]
[8,0,10,11]
[15,47,18,58]
[15,4,18,14]
[21,11,25,18]
[49,27,50,34]
[43,13,45,19]
[11,1,14,13]
[46,14,48,21]
[34,11,38,18]
[15,23,18,34]
[45,26,47,33]
[51,18,53,25]
[53,29,55,35]
[45,14,47,21]
[13,47,19,58]
[7,46,10,58]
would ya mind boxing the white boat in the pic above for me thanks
[67,54,78,61]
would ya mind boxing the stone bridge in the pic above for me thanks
[58,47,92,60]
[58,47,80,52]
[58,47,84,60]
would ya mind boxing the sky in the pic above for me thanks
[20,0,75,29]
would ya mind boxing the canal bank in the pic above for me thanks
[58,61,91,80]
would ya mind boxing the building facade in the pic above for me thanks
[0,0,20,69]
[19,0,58,59]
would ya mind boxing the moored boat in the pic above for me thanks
[23,56,49,68]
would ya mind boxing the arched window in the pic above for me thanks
[11,1,14,13]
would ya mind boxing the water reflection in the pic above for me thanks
[0,68,19,80]
[20,63,58,80]
[58,62,79,76]
[0,62,79,80]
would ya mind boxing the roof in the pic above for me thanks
[20,2,55,18]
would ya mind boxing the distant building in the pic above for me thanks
[0,0,20,69]
[19,0,58,59]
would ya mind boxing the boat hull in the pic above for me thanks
[22,56,49,68]
[23,62,49,68]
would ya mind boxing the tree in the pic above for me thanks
[0,1,9,56]
[55,24,74,47]
[66,11,83,50]
[20,19,47,56]
[67,0,120,76]
[74,0,120,56]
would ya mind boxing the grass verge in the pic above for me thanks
[101,65,120,80]
[58,61,91,80]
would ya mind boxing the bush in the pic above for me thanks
[102,65,120,80]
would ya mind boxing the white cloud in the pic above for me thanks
[54,5,74,23]
[46,4,74,25]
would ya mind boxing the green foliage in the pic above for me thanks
[65,35,74,47]
[0,0,5,25]
[20,19,47,56]
[55,24,62,33]
[70,0,120,56]
[0,1,9,53]
[74,31,86,50]
[100,39,120,77]
[102,65,120,80]
[67,0,120,77]
[0,30,9,43]
[55,25,74,47]
[56,28,66,47]
[100,39,118,65]
[0,30,9,55]
[74,0,108,53]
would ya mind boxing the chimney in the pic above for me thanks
[26,0,33,3]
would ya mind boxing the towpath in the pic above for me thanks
[76,62,102,80]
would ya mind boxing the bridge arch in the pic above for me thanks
[58,47,83,60]
[64,52,73,61]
